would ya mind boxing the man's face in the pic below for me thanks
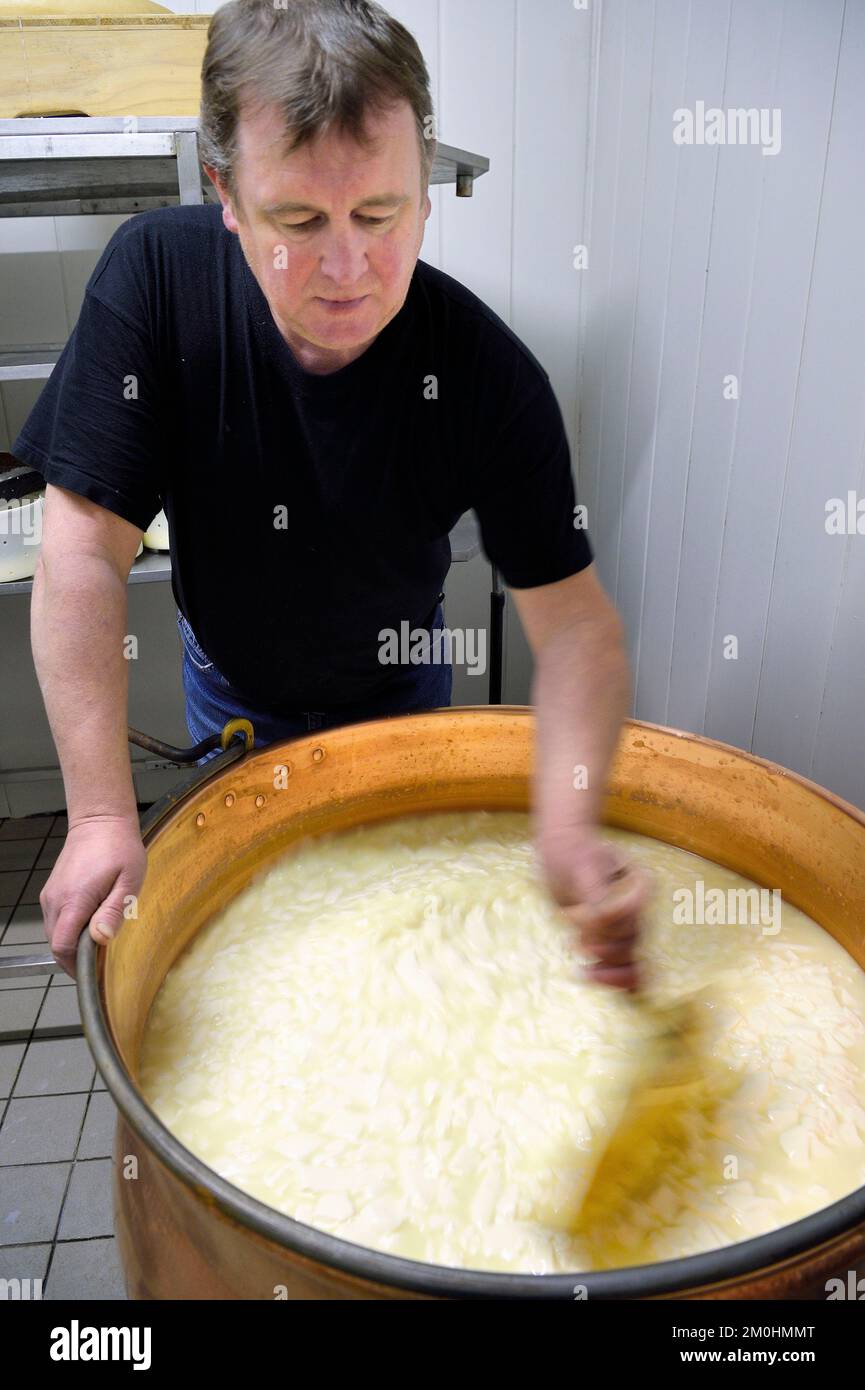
[207,99,431,371]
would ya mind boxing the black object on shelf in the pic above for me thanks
[0,456,45,501]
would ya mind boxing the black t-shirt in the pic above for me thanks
[13,204,593,709]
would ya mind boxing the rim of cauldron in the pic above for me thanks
[77,711,865,1298]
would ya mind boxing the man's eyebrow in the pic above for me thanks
[263,193,411,215]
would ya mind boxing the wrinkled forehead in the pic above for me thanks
[233,97,423,209]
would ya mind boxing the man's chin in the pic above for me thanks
[303,302,382,344]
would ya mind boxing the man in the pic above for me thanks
[15,0,649,980]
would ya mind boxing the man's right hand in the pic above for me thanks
[40,814,148,978]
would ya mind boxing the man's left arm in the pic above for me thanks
[511,563,652,991]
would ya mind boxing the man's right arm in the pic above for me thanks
[33,482,149,975]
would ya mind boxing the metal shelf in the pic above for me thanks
[122,549,172,584]
[0,117,489,218]
[0,345,63,383]
[0,546,170,596]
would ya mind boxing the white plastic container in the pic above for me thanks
[142,508,170,551]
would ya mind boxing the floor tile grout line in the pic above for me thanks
[7,1087,96,1103]
[2,1234,114,1250]
[0,1030,83,1048]
[0,1237,55,1251]
[0,1157,90,1170]
[0,1035,30,1124]
[44,1068,97,1289]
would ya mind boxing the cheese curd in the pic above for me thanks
[139,810,865,1273]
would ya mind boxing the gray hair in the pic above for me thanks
[198,0,437,204]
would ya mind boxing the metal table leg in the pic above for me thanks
[489,566,505,704]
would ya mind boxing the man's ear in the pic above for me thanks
[203,164,240,234]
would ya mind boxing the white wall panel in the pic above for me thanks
[752,0,865,795]
[583,0,865,808]
[666,0,783,734]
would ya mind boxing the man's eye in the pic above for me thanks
[283,214,393,232]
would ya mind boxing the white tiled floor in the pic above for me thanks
[0,811,125,1299]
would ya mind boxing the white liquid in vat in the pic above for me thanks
[139,811,865,1274]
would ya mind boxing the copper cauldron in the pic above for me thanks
[76,707,865,1299]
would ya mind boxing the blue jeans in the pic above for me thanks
[177,605,453,765]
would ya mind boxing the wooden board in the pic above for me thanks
[0,14,209,117]
[1,2,172,13]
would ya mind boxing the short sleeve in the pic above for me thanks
[471,372,593,589]
[12,261,164,533]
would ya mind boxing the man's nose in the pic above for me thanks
[318,226,370,288]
